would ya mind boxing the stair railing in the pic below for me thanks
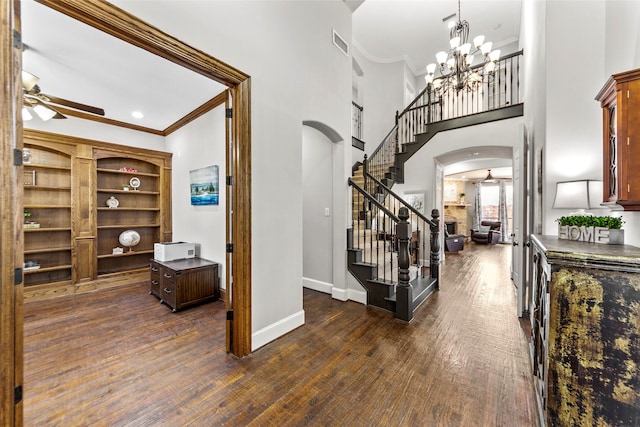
[348,178,400,283]
[366,50,523,188]
[397,50,523,149]
[363,166,439,281]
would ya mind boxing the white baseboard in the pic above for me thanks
[302,277,333,294]
[332,287,366,305]
[252,309,305,352]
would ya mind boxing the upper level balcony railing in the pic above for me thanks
[397,49,523,148]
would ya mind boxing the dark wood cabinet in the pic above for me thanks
[149,258,219,312]
[530,235,640,426]
[596,67,640,210]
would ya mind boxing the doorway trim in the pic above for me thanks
[40,0,253,357]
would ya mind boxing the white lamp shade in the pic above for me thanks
[473,35,485,48]
[426,63,437,74]
[466,54,475,66]
[485,62,496,73]
[449,36,461,49]
[489,49,501,62]
[436,51,448,64]
[553,180,603,209]
[481,42,492,55]
[425,74,434,84]
[460,43,471,56]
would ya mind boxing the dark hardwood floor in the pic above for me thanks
[23,243,538,426]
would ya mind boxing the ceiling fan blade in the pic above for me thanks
[22,70,40,92]
[24,96,67,120]
[40,93,105,116]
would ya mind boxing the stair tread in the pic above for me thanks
[352,261,377,268]
[384,276,437,303]
[366,278,395,286]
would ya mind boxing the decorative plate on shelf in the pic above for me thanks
[129,177,141,191]
[106,196,119,208]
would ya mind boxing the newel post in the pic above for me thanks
[430,208,440,289]
[363,154,368,193]
[396,207,413,321]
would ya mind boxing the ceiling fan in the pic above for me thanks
[22,70,105,121]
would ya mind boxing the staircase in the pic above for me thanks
[347,50,524,321]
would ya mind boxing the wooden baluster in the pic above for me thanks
[396,207,412,321]
[430,208,440,289]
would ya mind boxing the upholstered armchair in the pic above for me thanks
[470,220,501,244]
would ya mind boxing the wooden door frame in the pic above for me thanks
[38,0,252,356]
[1,14,251,423]
[1,0,24,423]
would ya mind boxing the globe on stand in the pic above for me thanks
[118,230,141,253]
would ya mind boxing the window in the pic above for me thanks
[479,182,513,237]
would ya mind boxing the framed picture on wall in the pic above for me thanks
[404,191,426,215]
[190,165,219,206]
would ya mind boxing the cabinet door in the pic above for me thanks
[621,79,640,202]
[531,245,550,425]
[150,261,161,298]
[160,267,177,309]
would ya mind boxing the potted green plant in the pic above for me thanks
[459,192,466,204]
[557,215,624,244]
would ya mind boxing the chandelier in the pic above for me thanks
[424,0,501,92]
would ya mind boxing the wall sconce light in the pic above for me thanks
[553,180,603,216]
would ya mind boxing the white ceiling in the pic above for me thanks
[21,0,227,130]
[352,0,522,75]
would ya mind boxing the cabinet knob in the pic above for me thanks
[163,273,172,279]
[163,288,172,294]
[151,280,158,285]
[151,267,159,272]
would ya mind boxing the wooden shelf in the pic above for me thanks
[24,264,72,274]
[97,207,160,211]
[24,246,72,255]
[96,168,159,178]
[24,186,71,191]
[97,249,154,259]
[24,163,71,171]
[97,224,160,230]
[24,205,71,209]
[97,266,150,277]
[24,227,71,233]
[96,189,160,195]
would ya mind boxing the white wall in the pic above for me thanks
[25,116,165,150]
[165,105,227,291]
[543,1,606,235]
[302,126,333,292]
[351,47,406,157]
[113,0,353,350]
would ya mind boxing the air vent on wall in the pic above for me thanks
[332,29,349,57]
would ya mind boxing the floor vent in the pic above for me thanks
[332,29,349,57]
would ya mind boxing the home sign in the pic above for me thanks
[558,225,624,245]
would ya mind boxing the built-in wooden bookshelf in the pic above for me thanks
[23,144,73,288]
[23,130,172,301]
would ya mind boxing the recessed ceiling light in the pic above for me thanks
[131,111,144,119]
[470,152,480,156]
